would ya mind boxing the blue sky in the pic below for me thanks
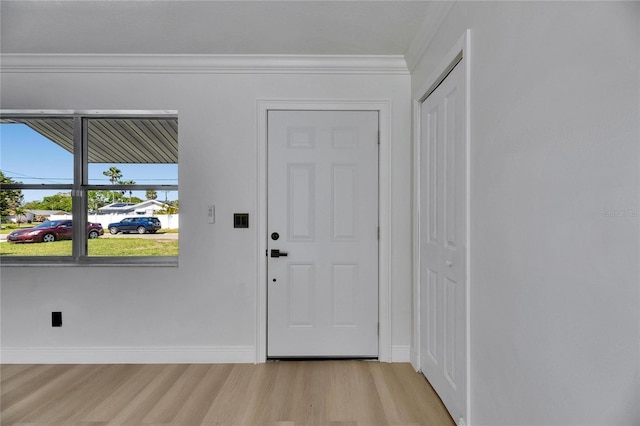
[1,123,178,202]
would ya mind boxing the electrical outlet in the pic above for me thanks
[52,312,62,327]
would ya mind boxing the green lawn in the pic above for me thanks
[0,238,178,256]
[160,228,179,234]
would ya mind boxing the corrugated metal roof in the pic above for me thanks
[0,117,177,164]
[88,118,177,164]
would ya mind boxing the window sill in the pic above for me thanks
[0,256,178,267]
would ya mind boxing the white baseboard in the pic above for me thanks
[0,346,255,364]
[3,345,412,364]
[391,345,411,363]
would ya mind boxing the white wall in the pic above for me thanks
[411,2,639,425]
[0,64,413,362]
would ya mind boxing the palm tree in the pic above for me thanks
[117,180,136,203]
[103,167,122,204]
[12,206,26,224]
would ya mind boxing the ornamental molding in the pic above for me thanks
[1,54,409,75]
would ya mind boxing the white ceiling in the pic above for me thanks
[0,1,437,56]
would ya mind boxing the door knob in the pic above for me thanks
[446,260,453,267]
[270,249,288,258]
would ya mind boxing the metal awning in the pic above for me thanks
[0,116,178,164]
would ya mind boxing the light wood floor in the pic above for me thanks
[1,361,455,426]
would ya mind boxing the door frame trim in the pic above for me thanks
[256,99,392,363]
[412,29,471,424]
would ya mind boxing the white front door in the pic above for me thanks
[419,61,467,421]
[267,110,379,358]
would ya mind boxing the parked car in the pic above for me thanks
[107,216,162,235]
[6,220,104,243]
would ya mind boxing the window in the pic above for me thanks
[0,111,178,265]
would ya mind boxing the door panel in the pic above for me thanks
[288,263,315,327]
[288,164,315,241]
[268,110,379,358]
[420,61,467,421]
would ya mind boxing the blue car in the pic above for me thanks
[107,217,162,235]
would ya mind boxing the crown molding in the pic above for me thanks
[404,1,455,73]
[0,54,409,75]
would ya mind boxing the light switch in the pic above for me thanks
[234,213,249,228]
[208,205,215,224]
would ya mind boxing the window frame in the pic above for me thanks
[0,110,178,266]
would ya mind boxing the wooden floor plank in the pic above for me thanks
[139,364,212,425]
[237,363,282,425]
[327,361,388,425]
[169,364,233,426]
[2,365,86,425]
[51,364,146,425]
[105,364,189,426]
[1,362,455,426]
[15,364,112,424]
[201,364,266,425]
[289,361,330,425]
[391,363,454,424]
[1,365,64,401]
[83,365,167,423]
[0,364,33,384]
